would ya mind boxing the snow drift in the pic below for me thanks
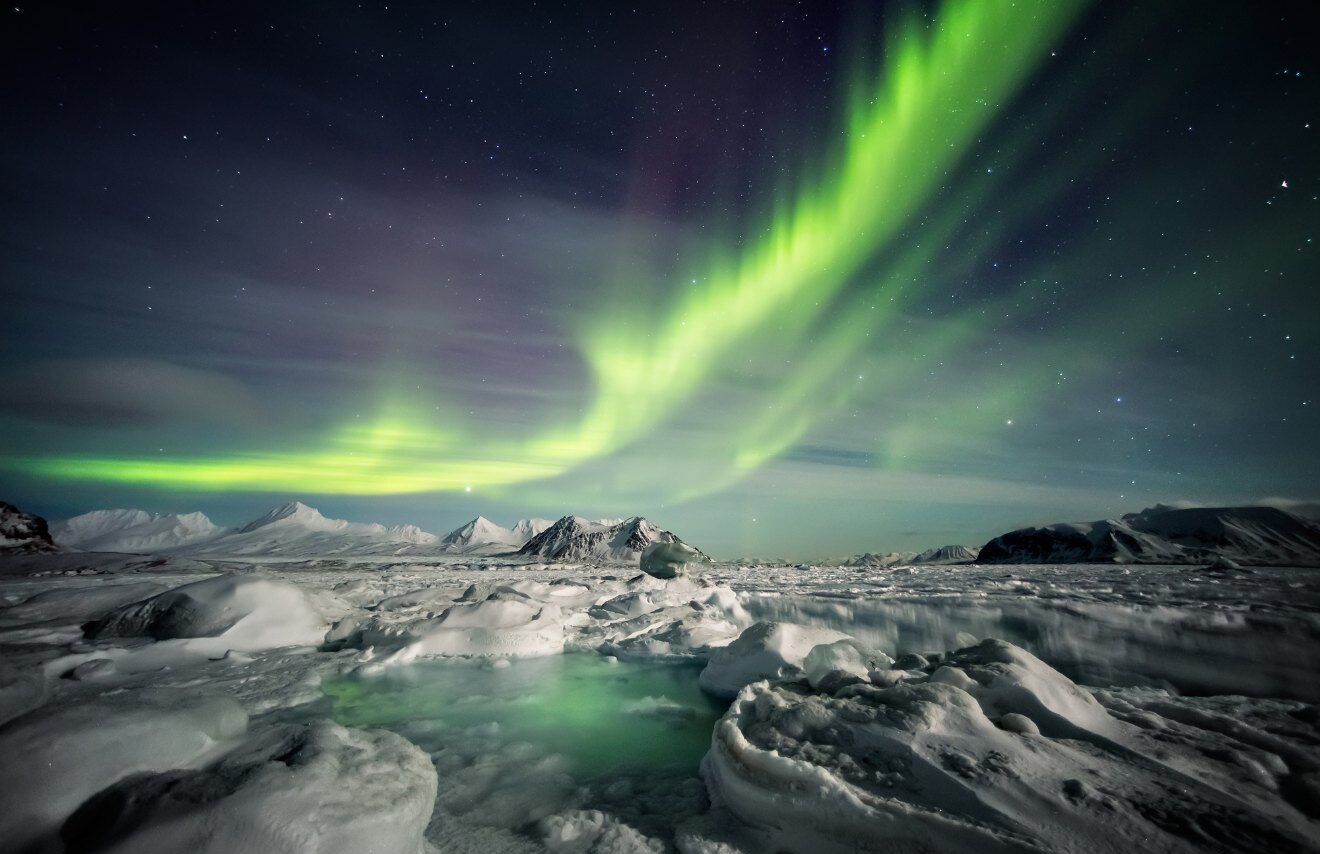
[704,636,1320,853]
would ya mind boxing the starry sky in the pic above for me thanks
[1,0,1316,559]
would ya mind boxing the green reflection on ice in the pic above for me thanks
[324,654,725,779]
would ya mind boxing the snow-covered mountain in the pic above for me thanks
[439,516,521,553]
[51,501,442,557]
[438,516,556,554]
[843,551,916,568]
[510,517,553,542]
[176,502,440,557]
[912,544,980,564]
[841,545,978,567]
[0,501,57,552]
[977,505,1320,567]
[38,502,682,560]
[52,509,222,553]
[517,515,698,563]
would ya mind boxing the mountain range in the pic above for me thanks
[43,502,681,563]
[11,499,1320,567]
[843,544,979,567]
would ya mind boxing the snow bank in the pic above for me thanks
[60,720,436,854]
[698,621,851,698]
[703,638,1320,853]
[88,573,346,652]
[0,658,46,725]
[0,689,246,852]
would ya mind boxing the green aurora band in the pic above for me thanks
[15,0,1092,496]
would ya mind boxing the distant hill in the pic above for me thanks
[977,505,1320,567]
[843,545,978,567]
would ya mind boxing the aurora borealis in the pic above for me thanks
[2,1,1317,557]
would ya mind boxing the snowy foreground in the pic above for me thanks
[1,553,1318,853]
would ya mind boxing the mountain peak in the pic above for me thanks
[517,514,690,563]
[239,501,336,533]
[441,515,512,545]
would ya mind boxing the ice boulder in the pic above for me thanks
[86,573,348,652]
[61,721,437,854]
[698,621,851,698]
[803,638,894,691]
[640,540,709,580]
[0,689,246,852]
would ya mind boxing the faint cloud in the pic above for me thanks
[1257,496,1320,519]
[783,444,875,468]
[1,358,263,428]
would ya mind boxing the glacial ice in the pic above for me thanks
[1,553,1317,853]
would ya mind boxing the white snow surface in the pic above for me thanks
[1,551,1318,853]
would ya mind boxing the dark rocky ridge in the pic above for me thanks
[978,505,1320,566]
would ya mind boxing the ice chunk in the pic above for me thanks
[61,721,436,854]
[803,638,894,690]
[0,689,246,852]
[640,540,709,580]
[698,621,851,698]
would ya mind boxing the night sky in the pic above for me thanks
[2,1,1317,559]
